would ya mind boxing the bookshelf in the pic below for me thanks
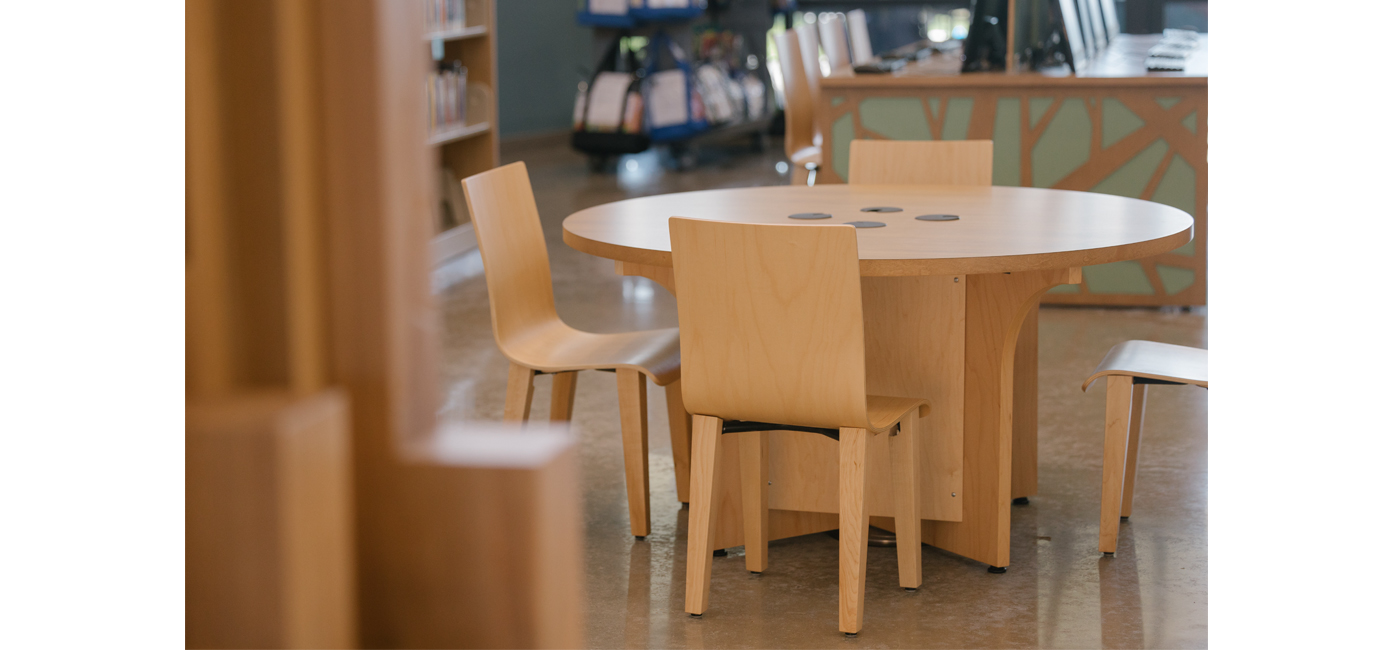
[427,0,499,265]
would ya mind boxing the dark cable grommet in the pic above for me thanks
[915,214,959,221]
[860,206,902,213]
[845,221,886,228]
[789,212,832,220]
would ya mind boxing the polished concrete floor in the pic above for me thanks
[437,136,1208,648]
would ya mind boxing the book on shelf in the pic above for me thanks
[427,62,469,134]
[425,0,468,33]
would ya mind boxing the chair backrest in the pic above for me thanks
[669,217,871,430]
[847,9,875,63]
[461,161,560,353]
[793,23,824,91]
[773,29,816,158]
[819,16,851,71]
[847,140,995,186]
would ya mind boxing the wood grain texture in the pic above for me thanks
[565,185,1193,277]
[187,390,356,649]
[1011,308,1039,500]
[889,411,923,589]
[617,369,652,537]
[923,268,1079,567]
[504,363,535,422]
[848,140,994,187]
[1120,383,1147,518]
[685,415,725,615]
[838,427,874,635]
[463,162,682,384]
[549,371,578,422]
[665,380,693,504]
[1099,375,1133,553]
[739,430,770,573]
[1082,340,1208,390]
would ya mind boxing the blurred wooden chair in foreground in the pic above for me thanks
[1083,341,1208,554]
[461,161,688,538]
[774,29,821,186]
[670,217,930,636]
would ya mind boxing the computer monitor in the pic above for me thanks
[960,0,1008,72]
[1051,0,1089,73]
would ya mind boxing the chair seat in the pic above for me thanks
[501,321,681,386]
[1082,340,1208,391]
[866,394,930,432]
[791,145,822,169]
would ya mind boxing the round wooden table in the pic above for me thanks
[563,184,1192,570]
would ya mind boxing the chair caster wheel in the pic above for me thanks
[1012,497,1030,505]
[713,548,728,557]
[988,566,1007,574]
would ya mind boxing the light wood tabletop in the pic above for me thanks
[563,184,1193,276]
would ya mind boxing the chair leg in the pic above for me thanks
[664,380,693,504]
[740,430,769,573]
[616,369,651,538]
[1120,383,1148,518]
[838,427,872,635]
[889,414,922,589]
[1099,376,1134,554]
[685,415,725,616]
[504,363,535,422]
[549,371,578,422]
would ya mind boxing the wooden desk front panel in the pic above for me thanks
[817,84,1206,306]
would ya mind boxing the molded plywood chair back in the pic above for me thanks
[848,140,995,186]
[819,17,852,71]
[462,161,560,360]
[669,218,869,430]
[773,29,817,161]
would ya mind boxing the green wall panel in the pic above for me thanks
[1182,110,1197,134]
[1092,139,1168,198]
[1102,98,1144,148]
[992,98,1021,186]
[927,98,941,118]
[1032,98,1091,188]
[831,97,845,107]
[860,98,932,140]
[941,98,975,140]
[1155,97,1181,110]
[1173,240,1195,256]
[832,112,855,182]
[1083,261,1154,294]
[1152,155,1196,215]
[1156,265,1196,295]
[1029,97,1054,128]
[1046,283,1081,294]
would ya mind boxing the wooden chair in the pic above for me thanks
[461,161,690,539]
[774,29,821,186]
[670,217,930,636]
[819,16,851,71]
[1082,340,1208,554]
[846,9,875,64]
[848,139,995,186]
